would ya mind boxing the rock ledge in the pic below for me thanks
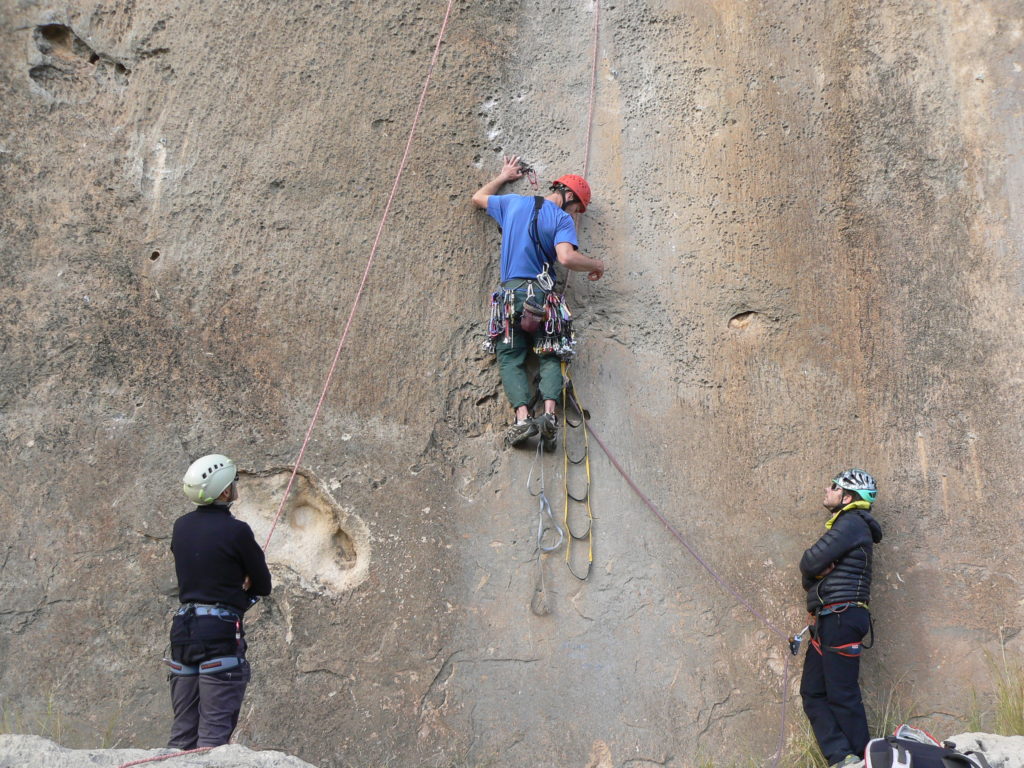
[0,735,318,768]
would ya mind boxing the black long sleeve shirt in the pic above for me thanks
[171,503,272,613]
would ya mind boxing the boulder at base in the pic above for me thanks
[948,733,1024,768]
[0,735,318,768]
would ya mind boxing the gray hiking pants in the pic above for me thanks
[168,660,251,749]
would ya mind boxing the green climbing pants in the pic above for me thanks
[494,289,563,409]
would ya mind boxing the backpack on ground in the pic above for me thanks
[865,724,992,768]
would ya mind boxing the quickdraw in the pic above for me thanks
[518,159,539,191]
[483,289,516,353]
[534,292,576,360]
[561,362,594,579]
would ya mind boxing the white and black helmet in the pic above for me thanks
[832,468,877,503]
[182,454,237,505]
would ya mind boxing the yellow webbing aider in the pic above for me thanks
[560,362,594,580]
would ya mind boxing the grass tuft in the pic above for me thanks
[782,717,830,768]
[865,673,917,740]
[989,648,1024,736]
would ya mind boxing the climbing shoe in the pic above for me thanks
[534,413,558,451]
[504,419,538,449]
[829,756,862,768]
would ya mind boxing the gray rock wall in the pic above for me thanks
[1,1,1022,766]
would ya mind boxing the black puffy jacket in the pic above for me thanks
[800,504,883,613]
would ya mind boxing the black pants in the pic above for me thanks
[800,607,871,764]
[168,661,251,749]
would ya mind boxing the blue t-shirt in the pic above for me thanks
[486,194,579,282]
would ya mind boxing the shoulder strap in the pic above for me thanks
[893,741,910,768]
[529,195,556,265]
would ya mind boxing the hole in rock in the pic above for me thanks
[232,467,370,594]
[728,311,758,329]
[38,24,72,51]
[149,251,160,261]
[34,24,96,61]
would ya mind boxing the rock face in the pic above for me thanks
[1,1,1022,767]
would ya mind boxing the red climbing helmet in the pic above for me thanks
[551,174,591,212]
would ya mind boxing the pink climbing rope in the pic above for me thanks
[564,0,600,294]
[581,0,601,179]
[563,6,794,761]
[121,4,459,767]
[573,391,793,768]
[583,417,787,638]
[262,0,458,550]
[115,746,213,768]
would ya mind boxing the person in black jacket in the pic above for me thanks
[799,469,883,768]
[166,454,272,749]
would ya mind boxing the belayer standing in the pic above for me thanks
[471,154,605,449]
[799,469,883,768]
[166,454,272,749]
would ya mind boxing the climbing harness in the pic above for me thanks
[520,293,547,334]
[164,603,246,677]
[813,600,869,617]
[163,655,245,676]
[561,364,594,579]
[175,603,240,619]
[482,283,576,360]
[807,601,875,655]
[527,437,565,616]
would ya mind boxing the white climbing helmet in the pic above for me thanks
[182,454,237,505]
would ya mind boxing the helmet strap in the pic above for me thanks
[550,183,572,211]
